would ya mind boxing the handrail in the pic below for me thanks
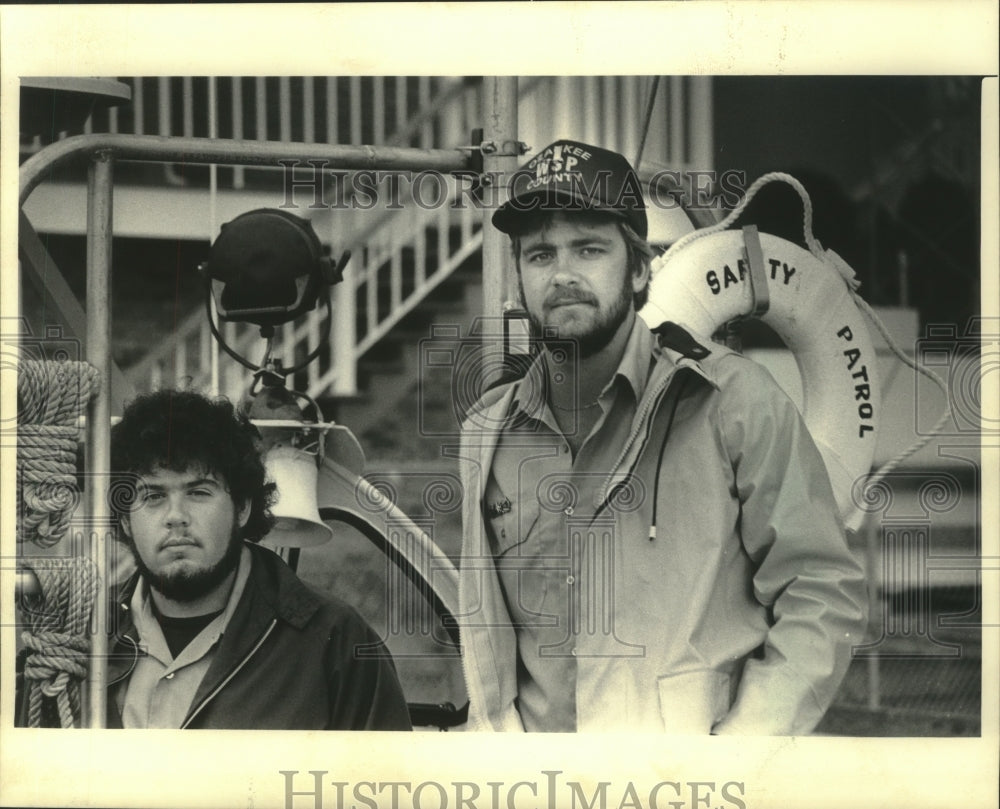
[20,134,472,208]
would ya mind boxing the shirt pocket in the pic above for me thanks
[489,498,541,558]
[485,477,541,558]
[656,669,731,734]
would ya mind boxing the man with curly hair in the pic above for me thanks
[103,389,411,730]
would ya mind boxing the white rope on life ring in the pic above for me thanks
[638,177,880,533]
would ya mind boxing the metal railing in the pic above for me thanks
[21,77,479,174]
[21,75,712,180]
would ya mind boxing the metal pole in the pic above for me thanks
[332,273,357,395]
[208,79,221,397]
[689,77,714,172]
[20,134,472,208]
[85,151,113,729]
[481,77,520,315]
[480,78,519,387]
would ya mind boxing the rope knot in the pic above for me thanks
[823,247,862,292]
[17,558,99,728]
[22,630,91,683]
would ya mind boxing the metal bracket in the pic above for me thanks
[477,139,529,157]
[457,134,529,158]
[456,129,530,198]
[459,129,529,174]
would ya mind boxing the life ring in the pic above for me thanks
[639,227,879,533]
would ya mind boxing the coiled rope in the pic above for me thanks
[16,359,101,727]
[19,557,99,728]
[17,360,100,547]
[651,172,954,493]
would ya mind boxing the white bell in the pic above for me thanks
[263,446,333,549]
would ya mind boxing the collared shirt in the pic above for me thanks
[120,546,253,729]
[484,318,654,731]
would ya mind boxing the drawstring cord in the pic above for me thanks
[648,375,690,541]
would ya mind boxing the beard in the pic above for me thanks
[129,525,245,603]
[523,273,634,359]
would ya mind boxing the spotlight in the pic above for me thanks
[199,208,350,373]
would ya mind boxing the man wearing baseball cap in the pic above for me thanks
[456,140,867,734]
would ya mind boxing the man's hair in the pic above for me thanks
[507,209,655,310]
[110,389,276,543]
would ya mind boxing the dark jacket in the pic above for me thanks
[102,543,412,730]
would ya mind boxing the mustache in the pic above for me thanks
[160,534,199,549]
[544,289,597,308]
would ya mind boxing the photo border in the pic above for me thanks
[2,3,997,808]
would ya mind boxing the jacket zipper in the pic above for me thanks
[107,634,140,686]
[458,489,503,731]
[458,584,484,730]
[180,619,277,729]
[108,601,141,687]
[458,386,519,732]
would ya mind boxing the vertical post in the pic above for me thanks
[182,77,194,138]
[326,77,339,145]
[418,78,432,148]
[132,79,145,136]
[480,78,519,391]
[669,76,685,167]
[209,77,221,396]
[622,76,639,161]
[303,76,316,145]
[279,77,292,144]
[332,264,356,396]
[598,76,614,146]
[480,77,519,323]
[232,77,246,189]
[373,77,385,145]
[350,77,363,146]
[85,151,114,729]
[689,77,714,171]
[395,77,407,139]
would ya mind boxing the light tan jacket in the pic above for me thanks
[456,324,868,733]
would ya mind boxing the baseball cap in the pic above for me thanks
[492,139,648,239]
